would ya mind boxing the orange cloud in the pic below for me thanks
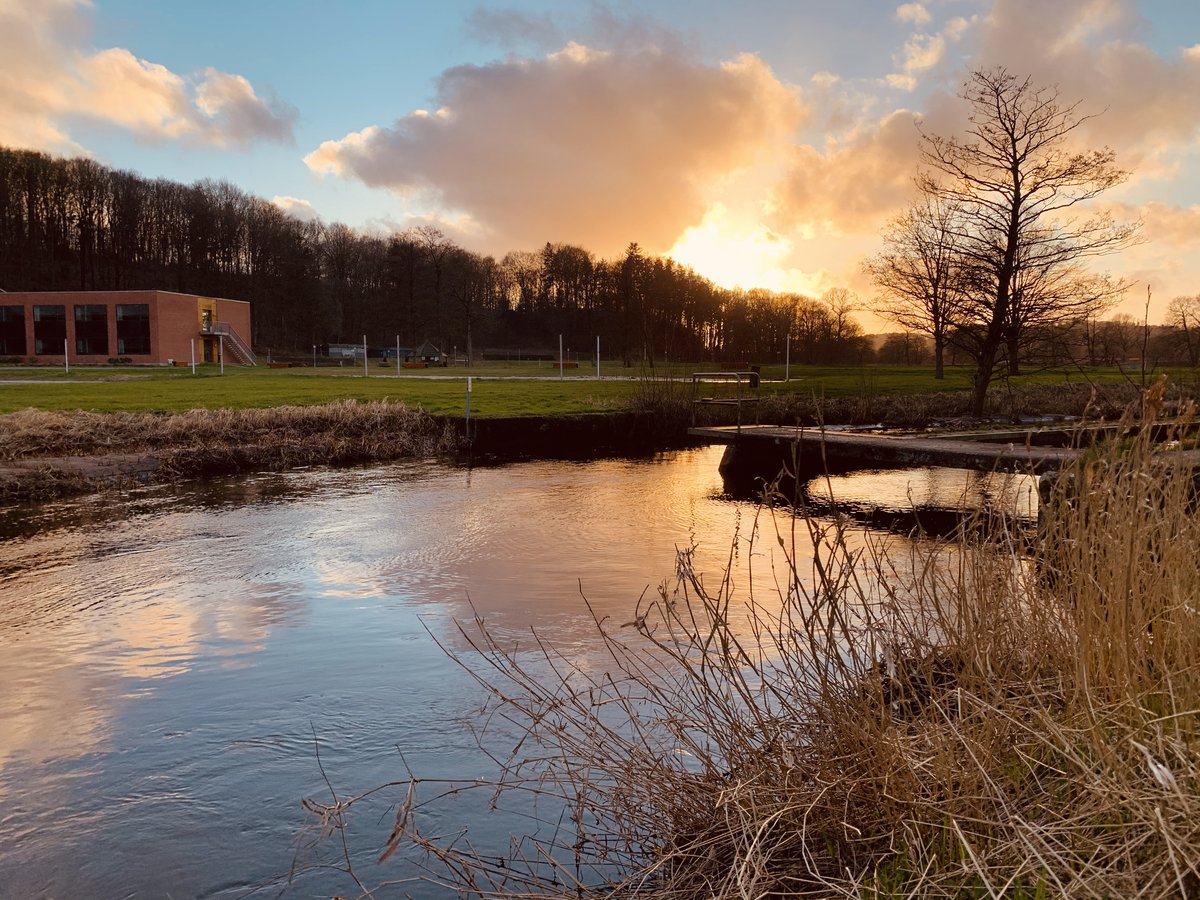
[773,109,923,235]
[306,42,804,256]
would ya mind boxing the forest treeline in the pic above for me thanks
[0,146,873,364]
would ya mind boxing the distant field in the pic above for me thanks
[0,360,1143,415]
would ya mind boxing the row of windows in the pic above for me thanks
[0,305,151,356]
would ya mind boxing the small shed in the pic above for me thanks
[411,340,444,365]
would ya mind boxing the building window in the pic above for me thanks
[0,306,25,356]
[74,304,109,355]
[116,304,151,355]
[33,305,66,355]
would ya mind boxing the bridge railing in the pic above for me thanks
[691,371,761,433]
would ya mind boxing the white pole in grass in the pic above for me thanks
[64,338,69,374]
[466,376,472,421]
[190,338,196,375]
[219,335,224,375]
[363,334,368,377]
[596,335,600,380]
[312,344,316,369]
[396,335,401,377]
[559,334,563,380]
[785,333,791,382]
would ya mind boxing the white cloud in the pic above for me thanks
[896,3,932,26]
[271,195,319,222]
[0,0,295,152]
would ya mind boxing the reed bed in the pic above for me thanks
[337,377,1200,897]
[0,400,457,463]
[0,401,460,501]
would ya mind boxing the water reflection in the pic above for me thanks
[0,447,1039,896]
[723,460,1039,538]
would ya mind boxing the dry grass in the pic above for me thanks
[0,400,456,461]
[330,376,1200,898]
[0,400,459,501]
[0,400,458,465]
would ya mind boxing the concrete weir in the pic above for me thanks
[688,425,1082,484]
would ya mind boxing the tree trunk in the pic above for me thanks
[970,347,997,416]
[934,333,945,379]
[1006,332,1021,376]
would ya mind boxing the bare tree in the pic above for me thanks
[865,195,963,378]
[918,67,1139,414]
[415,225,454,350]
[1164,295,1200,367]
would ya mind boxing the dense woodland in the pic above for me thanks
[2,146,1195,372]
[0,147,874,365]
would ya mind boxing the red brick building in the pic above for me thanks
[0,291,254,365]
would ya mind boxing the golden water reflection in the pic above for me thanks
[0,449,1040,895]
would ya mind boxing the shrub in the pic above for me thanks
[338,377,1200,897]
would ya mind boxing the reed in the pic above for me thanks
[0,401,460,501]
[0,400,457,462]
[347,376,1200,897]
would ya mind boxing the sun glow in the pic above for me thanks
[667,204,824,295]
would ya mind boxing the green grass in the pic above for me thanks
[0,364,635,415]
[0,361,1144,415]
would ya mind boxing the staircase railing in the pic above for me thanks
[206,322,257,365]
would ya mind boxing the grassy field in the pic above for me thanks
[0,360,1144,415]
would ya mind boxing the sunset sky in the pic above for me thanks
[2,0,1198,323]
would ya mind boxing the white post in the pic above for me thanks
[190,338,196,375]
[312,344,316,369]
[785,334,791,382]
[363,335,368,377]
[559,334,563,379]
[64,338,69,374]
[465,376,472,421]
[596,335,600,380]
[396,335,401,377]
[219,335,225,375]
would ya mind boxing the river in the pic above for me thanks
[0,446,1037,897]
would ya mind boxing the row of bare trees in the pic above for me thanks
[866,68,1142,414]
[0,147,872,365]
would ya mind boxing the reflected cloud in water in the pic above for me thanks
[0,447,1045,896]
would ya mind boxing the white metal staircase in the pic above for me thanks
[208,323,257,365]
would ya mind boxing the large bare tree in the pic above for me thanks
[917,67,1139,414]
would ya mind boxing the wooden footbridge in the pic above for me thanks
[688,424,1084,480]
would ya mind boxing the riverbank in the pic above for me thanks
[0,401,709,502]
[0,379,1181,503]
[0,402,458,502]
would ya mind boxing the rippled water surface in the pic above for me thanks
[0,448,1037,897]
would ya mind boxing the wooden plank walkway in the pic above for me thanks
[688,425,1080,474]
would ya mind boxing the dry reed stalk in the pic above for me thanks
[0,400,457,462]
[308,377,1200,898]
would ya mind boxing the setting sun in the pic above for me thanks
[667,204,825,295]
